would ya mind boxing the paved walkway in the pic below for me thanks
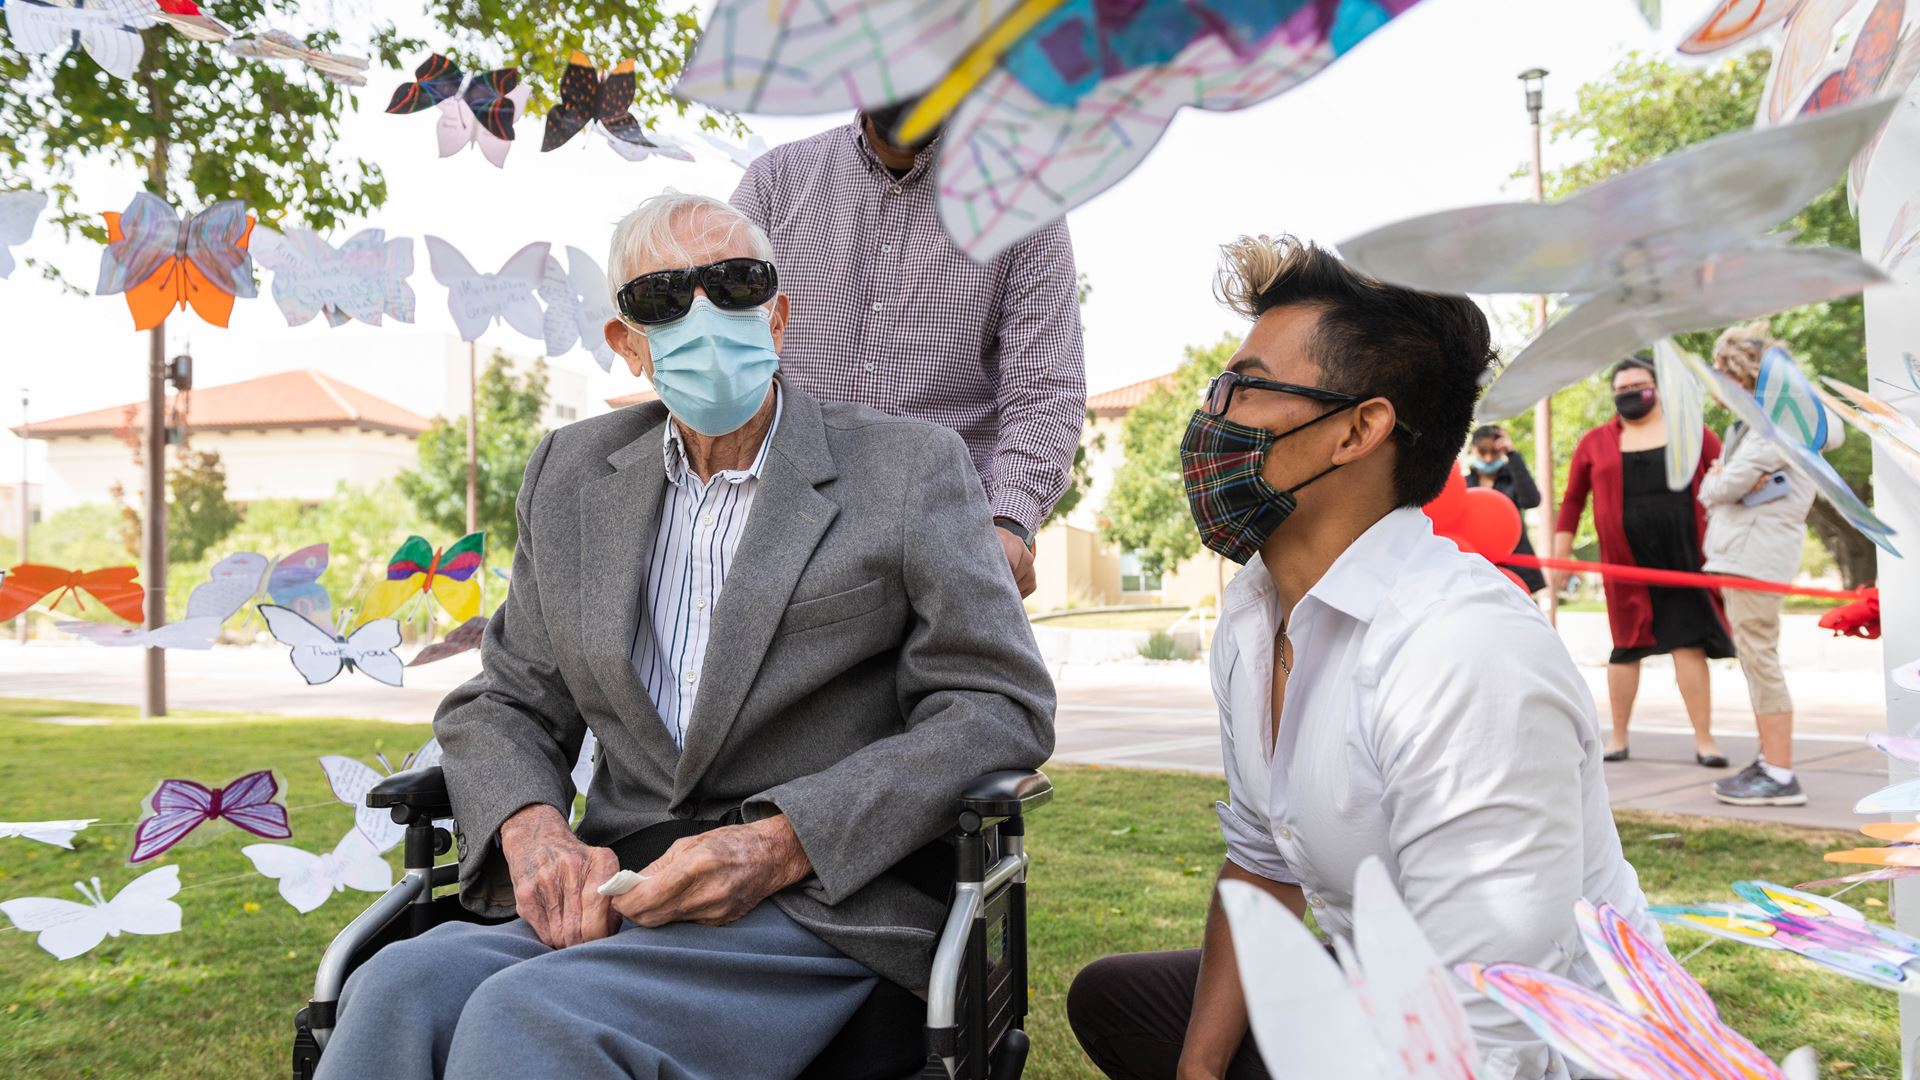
[0,618,1899,831]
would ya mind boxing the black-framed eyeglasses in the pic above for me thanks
[614,257,779,325]
[1200,371,1421,443]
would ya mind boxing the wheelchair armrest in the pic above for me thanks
[959,769,1051,822]
[366,765,453,822]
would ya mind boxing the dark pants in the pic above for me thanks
[1066,950,1272,1080]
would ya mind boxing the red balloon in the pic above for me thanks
[1455,487,1523,558]
[1424,468,1469,533]
[1500,568,1530,592]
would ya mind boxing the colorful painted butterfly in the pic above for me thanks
[1464,899,1815,1080]
[0,563,144,622]
[355,532,486,629]
[0,865,183,961]
[386,53,530,168]
[260,604,404,687]
[679,0,1426,259]
[408,615,487,668]
[1677,0,1807,54]
[96,192,256,330]
[130,770,293,863]
[1652,880,1920,994]
[543,51,690,162]
[1797,0,1906,118]
[1756,0,1859,125]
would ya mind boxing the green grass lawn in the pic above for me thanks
[0,696,1900,1078]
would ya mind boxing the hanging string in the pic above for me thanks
[1676,939,1719,966]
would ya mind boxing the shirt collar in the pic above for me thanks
[661,383,783,489]
[849,120,939,186]
[1224,506,1433,627]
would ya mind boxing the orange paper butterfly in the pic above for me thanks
[0,564,146,623]
[96,193,256,330]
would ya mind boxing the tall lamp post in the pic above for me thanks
[16,388,27,644]
[1520,67,1557,626]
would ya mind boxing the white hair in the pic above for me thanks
[605,190,775,304]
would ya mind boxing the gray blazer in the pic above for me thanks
[432,385,1056,990]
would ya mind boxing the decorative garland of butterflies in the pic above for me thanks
[0,735,595,959]
[3,533,495,684]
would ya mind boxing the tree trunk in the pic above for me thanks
[1808,498,1879,588]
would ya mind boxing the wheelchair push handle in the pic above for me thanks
[367,765,454,824]
[955,769,1051,834]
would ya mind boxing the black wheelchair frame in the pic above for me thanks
[291,765,1052,1080]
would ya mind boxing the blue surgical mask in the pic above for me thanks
[1471,456,1507,475]
[642,296,780,436]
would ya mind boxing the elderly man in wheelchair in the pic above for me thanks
[293,191,1055,1080]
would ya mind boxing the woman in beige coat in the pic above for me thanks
[1701,322,1843,808]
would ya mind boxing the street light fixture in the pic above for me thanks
[1519,68,1548,125]
[1519,67,1557,625]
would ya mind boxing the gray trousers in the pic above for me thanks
[315,903,877,1080]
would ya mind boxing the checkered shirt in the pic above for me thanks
[730,122,1087,532]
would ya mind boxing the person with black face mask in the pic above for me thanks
[1066,236,1654,1080]
[1553,356,1734,768]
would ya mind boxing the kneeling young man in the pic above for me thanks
[1068,236,1653,1080]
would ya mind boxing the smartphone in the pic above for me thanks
[1741,470,1792,507]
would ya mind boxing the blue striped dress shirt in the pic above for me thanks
[631,388,782,749]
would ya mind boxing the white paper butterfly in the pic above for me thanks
[260,604,403,687]
[252,228,415,328]
[319,736,444,852]
[243,829,393,913]
[425,236,550,343]
[437,76,532,168]
[226,29,368,86]
[700,131,770,169]
[56,616,224,650]
[1220,857,1484,1080]
[539,247,619,372]
[3,0,159,81]
[0,819,97,849]
[0,189,49,279]
[0,865,182,960]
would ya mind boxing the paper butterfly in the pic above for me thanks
[1800,866,1920,888]
[1850,40,1920,205]
[130,769,292,863]
[3,0,159,81]
[1218,856,1483,1079]
[355,531,486,629]
[0,188,48,278]
[1668,340,1896,553]
[1812,376,1920,488]
[252,228,416,328]
[679,0,1426,259]
[539,246,619,372]
[244,829,392,913]
[1654,341,1705,492]
[1796,0,1906,118]
[424,236,549,343]
[1754,343,1834,450]
[152,0,232,41]
[408,615,486,667]
[1754,0,1859,125]
[1884,194,1920,278]
[1464,899,1815,1080]
[700,131,770,169]
[227,29,369,86]
[1677,0,1808,53]
[542,52,686,162]
[56,616,223,650]
[260,604,404,687]
[1653,880,1920,994]
[192,547,332,629]
[96,192,256,331]
[0,865,182,961]
[1849,732,1920,811]
[0,819,97,849]
[319,736,443,853]
[1339,99,1894,427]
[386,53,530,168]
[0,563,144,622]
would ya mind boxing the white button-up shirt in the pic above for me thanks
[630,388,782,749]
[1212,507,1656,1080]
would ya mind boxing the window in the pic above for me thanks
[553,404,577,421]
[1119,549,1162,594]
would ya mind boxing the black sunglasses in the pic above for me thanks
[1201,371,1421,443]
[614,257,779,325]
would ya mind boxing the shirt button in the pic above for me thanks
[684,671,697,685]
[890,186,902,195]
[694,596,707,610]
[870,301,883,313]
[863,362,875,373]
[882,244,895,254]
[700,513,714,527]
[1275,825,1292,842]
[1307,893,1325,910]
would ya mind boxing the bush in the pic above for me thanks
[1138,631,1191,662]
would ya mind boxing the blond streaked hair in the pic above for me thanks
[605,190,775,305]
[1712,320,1772,390]
[1214,233,1298,320]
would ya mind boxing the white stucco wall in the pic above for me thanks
[38,428,420,513]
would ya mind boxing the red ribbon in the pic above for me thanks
[1494,554,1870,602]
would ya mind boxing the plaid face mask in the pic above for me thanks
[1180,406,1352,565]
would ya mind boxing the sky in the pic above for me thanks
[0,0,1733,486]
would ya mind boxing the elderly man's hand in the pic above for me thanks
[499,803,621,949]
[998,526,1037,598]
[609,815,812,927]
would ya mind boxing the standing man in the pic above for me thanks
[1066,235,1653,1080]
[730,103,1087,597]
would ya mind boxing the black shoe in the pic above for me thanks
[1697,752,1729,768]
[1713,760,1807,806]
[1604,746,1629,762]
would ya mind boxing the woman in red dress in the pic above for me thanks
[1552,357,1732,767]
